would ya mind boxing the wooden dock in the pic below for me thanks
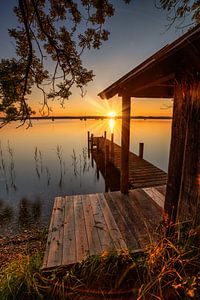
[43,185,165,269]
[91,136,167,189]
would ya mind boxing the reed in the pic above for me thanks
[56,145,64,187]
[34,147,41,178]
[71,149,78,177]
[7,141,17,190]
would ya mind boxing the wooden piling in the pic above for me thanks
[87,131,90,149]
[139,143,144,159]
[104,131,107,139]
[120,94,131,194]
[91,134,94,152]
[111,133,114,163]
[106,144,109,165]
[97,137,100,151]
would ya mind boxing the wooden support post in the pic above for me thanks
[165,82,188,224]
[111,133,114,143]
[96,166,100,180]
[165,78,200,227]
[139,143,144,159]
[176,80,200,227]
[97,137,99,151]
[106,144,109,165]
[87,131,90,149]
[111,133,114,163]
[91,134,94,152]
[104,131,107,139]
[120,94,131,194]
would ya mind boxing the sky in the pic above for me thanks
[0,0,191,117]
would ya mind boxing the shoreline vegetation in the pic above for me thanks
[0,221,200,299]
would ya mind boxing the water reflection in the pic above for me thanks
[91,149,120,192]
[0,119,171,235]
[109,118,115,134]
[18,197,41,229]
[0,199,13,226]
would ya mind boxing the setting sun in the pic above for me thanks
[108,111,116,118]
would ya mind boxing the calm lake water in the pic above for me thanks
[0,119,171,235]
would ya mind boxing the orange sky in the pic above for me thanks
[1,0,184,118]
[29,86,173,117]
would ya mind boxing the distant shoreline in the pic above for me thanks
[29,115,172,120]
[0,116,172,121]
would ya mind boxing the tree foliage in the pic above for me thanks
[0,0,130,125]
[158,0,200,28]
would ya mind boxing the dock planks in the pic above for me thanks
[43,185,165,269]
[92,137,167,189]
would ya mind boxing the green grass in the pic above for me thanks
[0,222,200,299]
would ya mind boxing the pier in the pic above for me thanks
[89,133,167,190]
[43,185,165,269]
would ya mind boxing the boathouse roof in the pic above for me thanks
[98,24,200,100]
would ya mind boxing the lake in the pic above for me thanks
[0,119,172,235]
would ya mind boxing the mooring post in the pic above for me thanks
[96,166,100,180]
[111,133,114,163]
[139,142,144,159]
[87,131,90,149]
[97,137,99,151]
[91,134,94,152]
[106,144,109,165]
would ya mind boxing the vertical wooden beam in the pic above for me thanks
[177,80,200,227]
[87,131,90,158]
[111,133,114,164]
[120,93,131,194]
[165,82,188,223]
[139,143,144,159]
[97,137,99,151]
[106,144,109,165]
[91,134,94,151]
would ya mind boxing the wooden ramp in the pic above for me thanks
[43,185,165,269]
[92,137,167,189]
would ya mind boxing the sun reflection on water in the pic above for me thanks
[109,118,115,134]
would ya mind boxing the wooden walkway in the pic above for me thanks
[43,185,165,269]
[92,137,167,189]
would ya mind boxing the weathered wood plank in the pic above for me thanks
[155,185,166,196]
[92,137,167,190]
[44,186,165,269]
[62,196,76,266]
[89,194,115,251]
[108,191,146,248]
[74,195,90,262]
[97,193,127,250]
[129,189,162,232]
[143,187,165,208]
[82,194,102,255]
[104,192,139,248]
[46,197,65,268]
[43,197,59,268]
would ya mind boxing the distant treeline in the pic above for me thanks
[0,116,172,121]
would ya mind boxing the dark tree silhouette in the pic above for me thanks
[157,0,200,28]
[0,0,130,125]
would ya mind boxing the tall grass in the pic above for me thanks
[1,222,199,299]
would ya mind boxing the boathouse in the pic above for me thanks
[98,24,200,225]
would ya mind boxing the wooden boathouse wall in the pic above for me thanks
[165,77,200,225]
